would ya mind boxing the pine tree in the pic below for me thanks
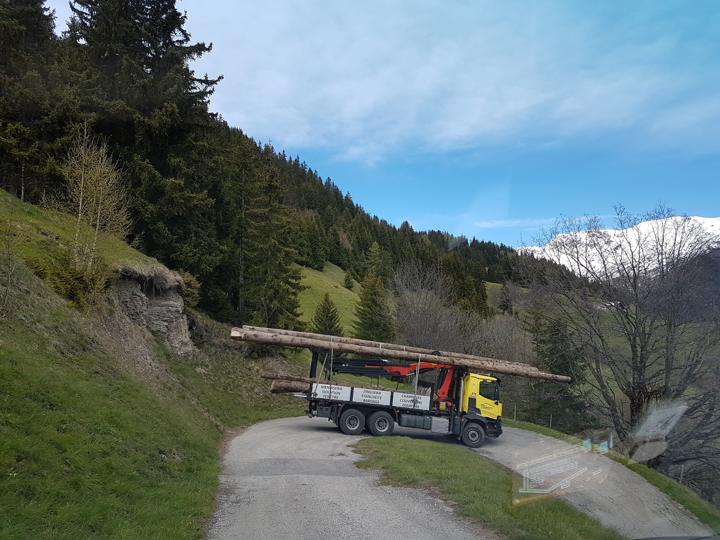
[66,0,223,283]
[475,280,490,317]
[0,0,54,64]
[311,293,343,336]
[0,0,56,201]
[498,282,513,315]
[365,240,389,283]
[353,274,394,341]
[343,271,354,290]
[456,278,490,317]
[367,241,383,276]
[525,316,596,433]
[69,0,218,105]
[307,216,328,270]
[241,150,302,328]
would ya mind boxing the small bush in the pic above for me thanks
[26,248,110,310]
[177,270,201,308]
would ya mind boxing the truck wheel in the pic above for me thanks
[461,422,486,448]
[367,411,394,436]
[339,408,365,435]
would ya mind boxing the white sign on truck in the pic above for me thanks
[352,387,392,406]
[312,383,351,401]
[392,392,430,410]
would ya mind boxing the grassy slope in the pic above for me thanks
[1,286,218,538]
[168,311,307,426]
[1,191,307,538]
[0,189,154,272]
[485,280,502,307]
[355,437,622,540]
[298,262,359,333]
[504,419,720,533]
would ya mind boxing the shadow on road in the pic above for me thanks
[302,416,503,448]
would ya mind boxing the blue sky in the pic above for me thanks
[48,0,720,246]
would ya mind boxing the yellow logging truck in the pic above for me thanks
[231,326,569,448]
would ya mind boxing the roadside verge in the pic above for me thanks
[354,436,623,540]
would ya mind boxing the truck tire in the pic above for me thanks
[367,411,394,436]
[339,408,365,435]
[461,422,486,448]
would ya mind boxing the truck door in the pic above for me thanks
[478,380,502,419]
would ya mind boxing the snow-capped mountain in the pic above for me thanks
[522,216,720,274]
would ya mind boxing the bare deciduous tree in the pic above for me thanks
[58,125,130,273]
[526,205,720,491]
[393,261,533,362]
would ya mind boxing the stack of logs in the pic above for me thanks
[232,325,571,394]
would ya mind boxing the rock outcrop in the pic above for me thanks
[113,264,195,356]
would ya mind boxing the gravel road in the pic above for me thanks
[473,425,712,539]
[207,416,496,540]
[209,416,712,540]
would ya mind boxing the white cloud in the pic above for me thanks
[645,96,720,153]
[473,218,557,230]
[48,0,720,162]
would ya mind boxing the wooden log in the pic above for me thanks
[270,380,311,393]
[231,328,571,382]
[242,325,542,374]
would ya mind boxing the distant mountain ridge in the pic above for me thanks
[524,215,720,271]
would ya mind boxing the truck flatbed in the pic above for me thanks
[311,382,431,412]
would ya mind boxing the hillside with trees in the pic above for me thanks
[0,189,309,538]
[0,0,523,330]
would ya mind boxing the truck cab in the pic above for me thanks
[453,372,503,447]
[462,373,502,420]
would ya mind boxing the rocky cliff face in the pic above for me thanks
[113,265,195,356]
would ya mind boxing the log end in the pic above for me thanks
[270,380,311,394]
[230,327,243,339]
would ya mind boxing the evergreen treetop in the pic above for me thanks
[343,271,354,290]
[365,240,391,283]
[498,283,513,315]
[311,293,343,336]
[525,315,595,433]
[353,274,394,342]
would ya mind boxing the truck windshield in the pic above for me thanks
[479,382,498,401]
